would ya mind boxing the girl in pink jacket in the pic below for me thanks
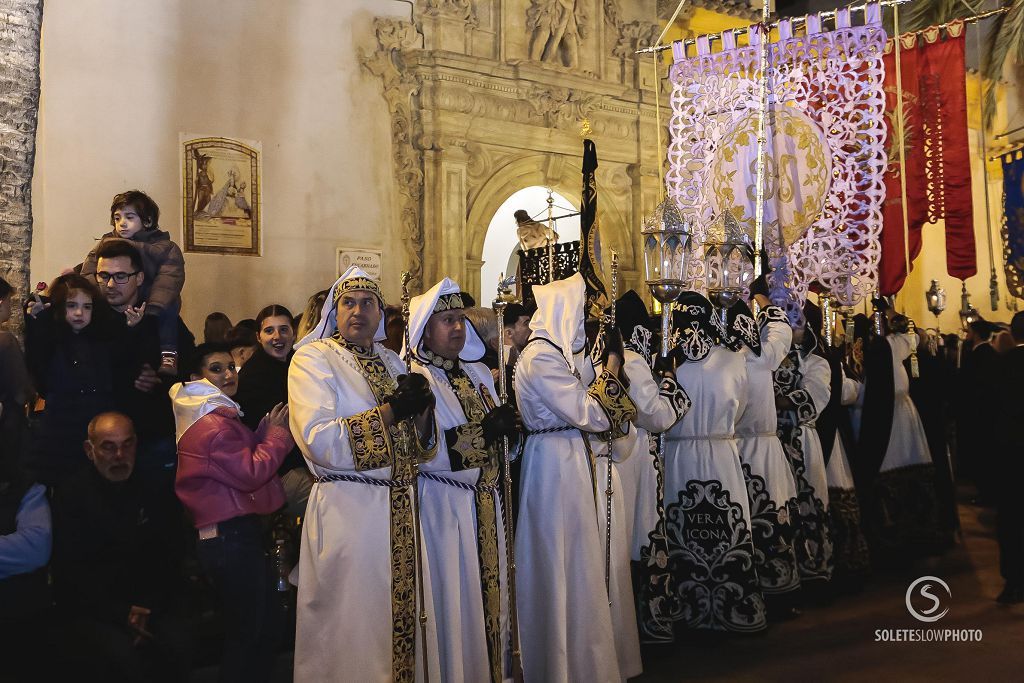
[170,342,294,683]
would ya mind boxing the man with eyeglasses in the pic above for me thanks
[50,411,190,680]
[94,239,149,319]
[93,239,195,483]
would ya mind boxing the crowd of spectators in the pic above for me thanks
[0,189,541,681]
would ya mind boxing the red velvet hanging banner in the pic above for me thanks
[922,22,977,281]
[878,21,976,294]
[880,34,928,295]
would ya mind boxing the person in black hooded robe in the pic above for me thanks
[956,319,1001,505]
[905,330,957,545]
[854,300,944,565]
[806,299,870,590]
[995,312,1024,603]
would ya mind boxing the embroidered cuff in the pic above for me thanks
[345,406,393,471]
[659,374,692,421]
[730,313,760,352]
[757,305,788,328]
[588,369,637,440]
[444,422,491,470]
[786,388,818,423]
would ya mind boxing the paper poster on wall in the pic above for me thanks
[181,134,261,255]
[337,248,383,280]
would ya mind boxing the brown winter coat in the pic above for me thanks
[81,230,185,313]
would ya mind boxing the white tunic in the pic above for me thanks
[777,349,834,583]
[879,332,933,472]
[736,318,795,503]
[592,350,687,679]
[289,339,440,683]
[664,345,767,632]
[514,342,621,683]
[613,351,689,559]
[825,374,861,492]
[735,316,800,595]
[666,347,750,525]
[795,353,832,510]
[411,359,510,683]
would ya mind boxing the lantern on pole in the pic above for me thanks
[642,198,692,357]
[704,210,754,325]
[958,283,978,329]
[925,279,946,332]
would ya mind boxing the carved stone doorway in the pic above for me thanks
[359,0,682,299]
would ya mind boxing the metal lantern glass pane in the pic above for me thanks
[704,209,753,309]
[925,279,946,317]
[643,234,661,281]
[724,244,749,290]
[704,243,723,291]
[642,199,691,304]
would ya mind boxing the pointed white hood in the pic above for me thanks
[295,266,386,349]
[403,277,485,363]
[529,272,587,367]
[169,379,243,444]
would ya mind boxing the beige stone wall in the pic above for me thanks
[30,0,407,332]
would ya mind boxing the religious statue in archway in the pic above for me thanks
[515,209,559,250]
[527,0,587,68]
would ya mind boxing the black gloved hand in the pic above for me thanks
[388,374,434,422]
[653,353,676,377]
[480,403,518,448]
[601,326,625,366]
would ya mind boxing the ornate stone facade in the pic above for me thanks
[360,0,751,297]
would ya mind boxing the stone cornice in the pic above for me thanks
[659,0,758,21]
[408,50,635,99]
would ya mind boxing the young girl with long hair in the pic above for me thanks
[25,274,127,485]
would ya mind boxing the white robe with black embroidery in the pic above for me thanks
[288,338,441,683]
[735,308,801,596]
[663,345,767,633]
[411,358,511,683]
[591,350,689,677]
[825,372,871,576]
[775,348,834,583]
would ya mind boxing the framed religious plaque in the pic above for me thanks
[181,135,262,255]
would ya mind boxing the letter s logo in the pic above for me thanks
[906,576,950,623]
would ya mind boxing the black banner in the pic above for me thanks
[579,139,607,307]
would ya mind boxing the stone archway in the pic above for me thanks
[465,151,640,302]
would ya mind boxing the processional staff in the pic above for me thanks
[603,251,619,601]
[400,271,431,683]
[492,273,525,683]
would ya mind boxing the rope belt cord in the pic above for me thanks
[313,473,414,488]
[664,434,734,441]
[420,471,500,494]
[523,425,576,436]
[736,431,782,439]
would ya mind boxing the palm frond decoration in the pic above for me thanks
[882,0,986,35]
[983,0,1024,125]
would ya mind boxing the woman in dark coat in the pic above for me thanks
[233,304,310,518]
